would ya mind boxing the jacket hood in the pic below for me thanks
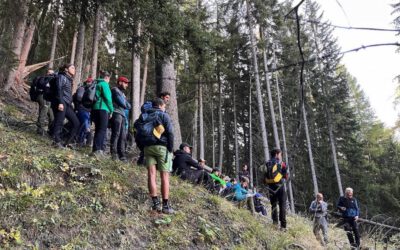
[174,149,190,157]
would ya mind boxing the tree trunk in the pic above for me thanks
[131,22,141,125]
[73,0,88,92]
[4,3,27,91]
[70,31,78,64]
[233,81,240,179]
[273,45,295,212]
[302,101,319,196]
[211,94,216,168]
[156,56,182,149]
[261,27,280,149]
[49,1,59,69]
[249,78,254,189]
[199,79,205,159]
[217,63,224,169]
[246,0,270,162]
[140,41,151,105]
[90,2,102,79]
[192,85,198,159]
[15,21,36,86]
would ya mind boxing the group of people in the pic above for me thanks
[31,64,362,248]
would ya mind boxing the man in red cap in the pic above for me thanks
[110,76,131,161]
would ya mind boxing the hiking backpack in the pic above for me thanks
[264,161,284,184]
[29,74,56,102]
[81,81,98,108]
[133,110,163,148]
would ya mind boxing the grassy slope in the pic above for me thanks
[0,102,392,250]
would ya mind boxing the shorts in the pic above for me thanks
[144,145,172,172]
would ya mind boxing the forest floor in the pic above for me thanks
[0,97,396,249]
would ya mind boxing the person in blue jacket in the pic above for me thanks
[337,187,360,249]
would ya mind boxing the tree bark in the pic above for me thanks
[217,62,224,169]
[4,2,28,91]
[249,78,254,189]
[156,56,182,150]
[140,41,151,105]
[233,81,240,179]
[73,0,88,92]
[48,1,59,70]
[15,21,36,86]
[70,31,78,64]
[199,79,204,159]
[90,2,102,79]
[302,100,319,196]
[211,94,216,168]
[261,27,280,149]
[246,0,270,162]
[192,84,198,159]
[131,22,141,124]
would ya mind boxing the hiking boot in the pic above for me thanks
[53,142,65,149]
[92,150,106,159]
[119,157,128,163]
[162,205,175,214]
[111,154,118,161]
[151,200,161,212]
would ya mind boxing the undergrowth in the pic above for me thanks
[0,105,397,249]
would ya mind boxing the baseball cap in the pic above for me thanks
[117,76,129,83]
[179,143,193,150]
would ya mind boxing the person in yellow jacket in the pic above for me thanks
[92,71,114,155]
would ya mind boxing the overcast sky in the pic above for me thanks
[314,0,399,127]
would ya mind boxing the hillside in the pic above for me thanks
[0,101,395,249]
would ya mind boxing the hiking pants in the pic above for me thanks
[313,216,328,245]
[51,103,79,145]
[269,185,287,228]
[92,109,109,152]
[77,109,91,145]
[343,217,360,248]
[181,169,209,185]
[110,113,127,159]
[37,94,54,131]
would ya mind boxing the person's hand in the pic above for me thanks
[354,216,359,221]
[109,113,113,119]
[58,104,64,111]
[339,206,346,211]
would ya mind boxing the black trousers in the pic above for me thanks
[181,169,209,185]
[92,109,109,152]
[110,113,127,158]
[51,103,79,145]
[269,185,287,228]
[343,217,360,247]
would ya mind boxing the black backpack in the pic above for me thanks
[43,74,58,101]
[29,74,56,102]
[81,81,97,108]
[264,161,284,184]
[133,110,163,149]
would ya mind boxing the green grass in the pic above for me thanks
[0,109,398,249]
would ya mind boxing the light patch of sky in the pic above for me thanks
[315,0,399,127]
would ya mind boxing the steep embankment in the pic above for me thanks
[0,101,389,250]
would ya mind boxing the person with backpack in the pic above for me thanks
[91,71,114,156]
[73,76,94,147]
[309,193,329,246]
[135,98,174,214]
[110,76,131,161]
[136,91,171,165]
[265,148,288,230]
[30,69,55,135]
[50,63,80,148]
[337,187,360,249]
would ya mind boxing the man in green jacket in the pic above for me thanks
[92,71,114,155]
